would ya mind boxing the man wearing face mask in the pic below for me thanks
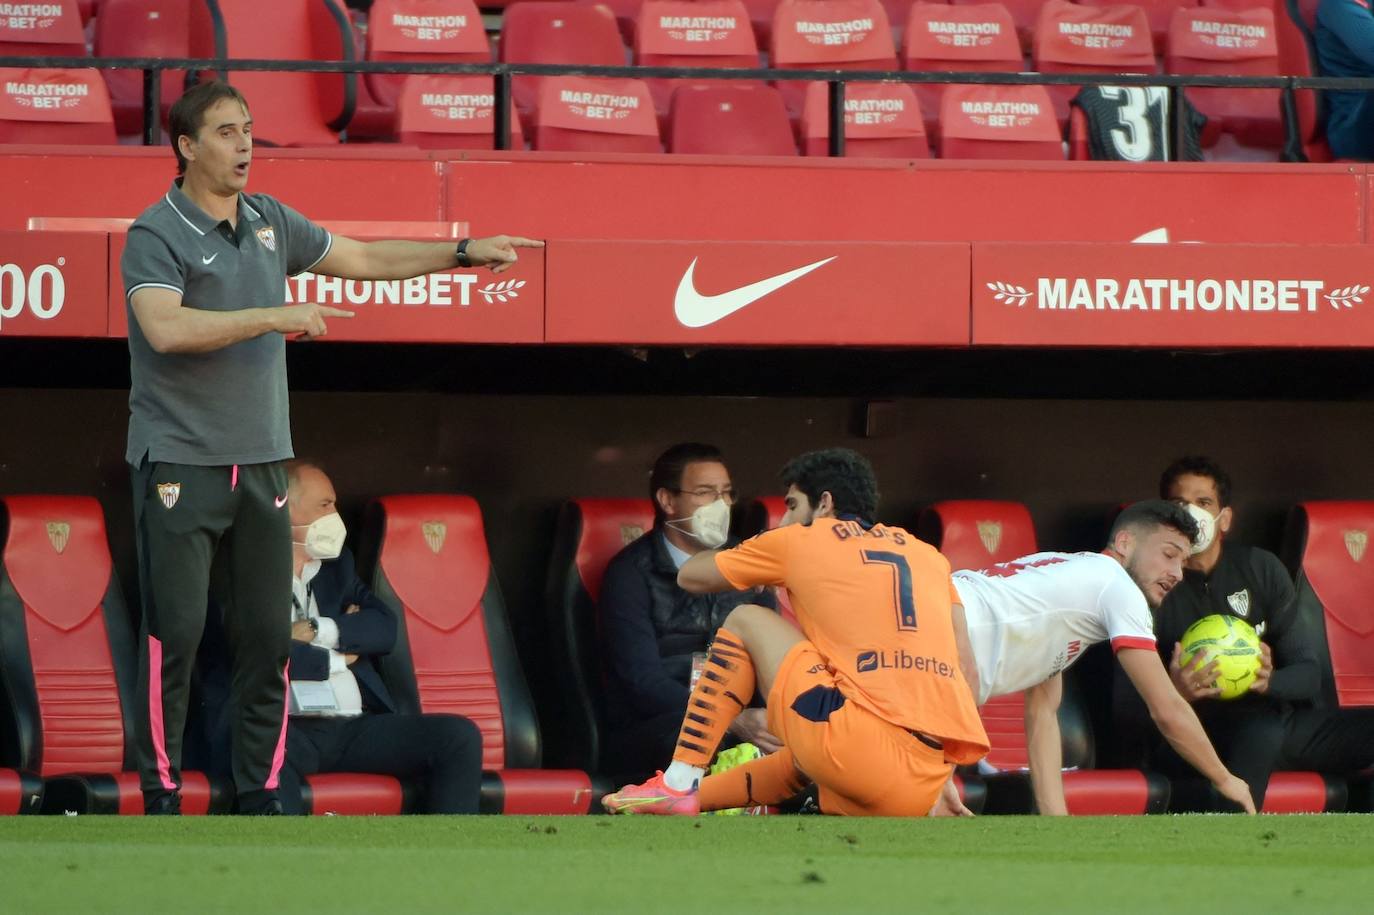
[599,443,778,781]
[274,460,483,814]
[1112,456,1320,810]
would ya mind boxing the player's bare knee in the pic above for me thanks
[723,602,773,635]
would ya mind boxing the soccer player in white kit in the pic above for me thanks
[945,500,1255,815]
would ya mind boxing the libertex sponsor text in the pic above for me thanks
[284,272,524,307]
[986,276,1370,313]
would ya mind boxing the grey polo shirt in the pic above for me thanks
[120,180,332,467]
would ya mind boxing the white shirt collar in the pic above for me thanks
[663,535,692,570]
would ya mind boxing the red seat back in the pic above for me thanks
[1285,502,1374,707]
[771,0,899,111]
[670,84,797,155]
[499,2,627,114]
[938,84,1063,159]
[534,75,661,152]
[904,2,1022,138]
[0,68,116,147]
[1167,6,1281,146]
[0,0,85,56]
[397,75,525,149]
[949,0,1047,49]
[365,495,539,770]
[800,80,930,157]
[544,499,655,772]
[93,0,189,135]
[1081,0,1197,46]
[188,0,355,147]
[365,0,490,108]
[919,499,1039,768]
[636,0,760,112]
[1034,0,1156,124]
[0,496,132,778]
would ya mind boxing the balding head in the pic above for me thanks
[285,460,336,528]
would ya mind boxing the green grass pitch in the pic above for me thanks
[2,815,1371,913]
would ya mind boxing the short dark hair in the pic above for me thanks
[1159,455,1232,507]
[649,443,726,523]
[1109,499,1200,547]
[779,448,879,525]
[168,80,249,175]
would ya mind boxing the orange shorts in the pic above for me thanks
[767,640,952,817]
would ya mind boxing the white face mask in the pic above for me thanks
[1185,502,1217,555]
[295,511,346,561]
[668,498,731,550]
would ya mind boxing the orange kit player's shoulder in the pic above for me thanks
[714,523,801,591]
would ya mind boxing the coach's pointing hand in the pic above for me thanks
[276,303,355,340]
[466,236,545,274]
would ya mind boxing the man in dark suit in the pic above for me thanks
[277,460,483,814]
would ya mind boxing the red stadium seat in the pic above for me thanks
[1167,6,1282,148]
[498,2,627,124]
[1080,0,1197,48]
[0,496,230,815]
[922,500,1168,815]
[579,0,646,44]
[365,0,491,109]
[534,75,661,152]
[1263,771,1347,813]
[187,0,358,147]
[636,0,761,117]
[0,0,85,57]
[938,84,1063,158]
[800,80,930,156]
[1283,502,1374,708]
[903,2,1022,140]
[544,499,656,774]
[1033,0,1157,126]
[93,0,190,136]
[363,494,602,813]
[397,75,525,149]
[0,68,117,145]
[669,84,796,155]
[949,0,1047,50]
[770,0,900,115]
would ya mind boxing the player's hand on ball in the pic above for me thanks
[467,235,544,274]
[1215,775,1257,814]
[277,303,354,339]
[1169,642,1222,702]
[1248,642,1273,695]
[727,708,783,754]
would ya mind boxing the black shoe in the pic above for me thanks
[234,789,283,815]
[145,792,182,816]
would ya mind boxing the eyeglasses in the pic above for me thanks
[672,487,737,504]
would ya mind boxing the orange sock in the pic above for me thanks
[673,628,755,768]
[699,748,807,812]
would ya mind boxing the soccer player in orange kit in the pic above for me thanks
[603,448,989,816]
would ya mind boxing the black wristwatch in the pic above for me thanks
[307,618,319,635]
[456,238,472,268]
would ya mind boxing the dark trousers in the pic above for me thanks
[132,459,292,809]
[604,709,746,784]
[1280,706,1374,774]
[280,713,483,814]
[1151,696,1286,812]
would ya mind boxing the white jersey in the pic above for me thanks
[952,551,1157,705]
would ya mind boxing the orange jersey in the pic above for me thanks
[715,519,989,763]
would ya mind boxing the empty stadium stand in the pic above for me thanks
[0,496,229,815]
[498,1,627,124]
[0,0,86,58]
[362,494,604,814]
[771,0,900,115]
[1033,0,1157,126]
[0,67,117,145]
[635,0,760,117]
[365,0,491,109]
[92,0,190,136]
[1167,6,1283,148]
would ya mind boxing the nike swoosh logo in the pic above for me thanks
[274,495,288,509]
[674,256,836,328]
[202,253,218,264]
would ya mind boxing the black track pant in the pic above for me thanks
[280,713,483,814]
[1280,707,1374,774]
[132,459,291,810]
[1150,696,1285,812]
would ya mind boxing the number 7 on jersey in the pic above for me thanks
[862,549,917,631]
